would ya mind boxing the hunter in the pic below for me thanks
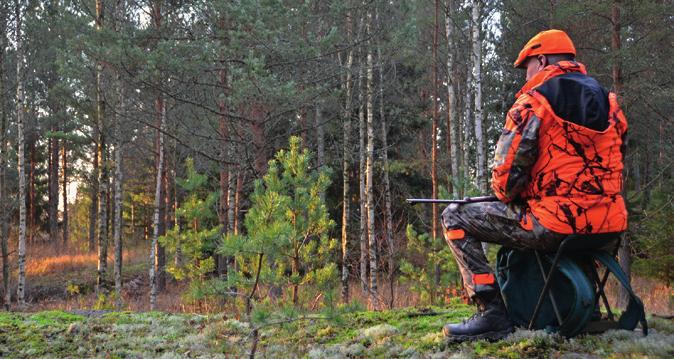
[441,29,628,341]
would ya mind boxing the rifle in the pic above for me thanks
[405,195,498,205]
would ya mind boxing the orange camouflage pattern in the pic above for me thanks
[492,61,628,234]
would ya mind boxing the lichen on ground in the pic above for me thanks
[0,305,671,358]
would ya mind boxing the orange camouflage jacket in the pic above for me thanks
[492,61,628,234]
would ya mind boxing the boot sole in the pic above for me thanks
[443,326,514,343]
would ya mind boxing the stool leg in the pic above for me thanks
[535,252,563,325]
[528,239,570,330]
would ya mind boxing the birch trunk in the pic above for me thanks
[15,0,26,307]
[150,98,166,311]
[471,0,489,256]
[365,9,378,310]
[341,9,354,304]
[471,0,486,195]
[446,0,459,198]
[358,46,368,293]
[95,0,109,293]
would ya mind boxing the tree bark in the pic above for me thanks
[62,144,68,245]
[358,41,368,293]
[365,8,378,310]
[611,0,630,309]
[446,0,459,198]
[48,130,59,244]
[15,0,26,307]
[376,5,394,309]
[95,0,108,294]
[89,147,99,252]
[472,0,486,195]
[150,97,166,311]
[112,0,126,309]
[431,0,440,288]
[340,8,353,304]
[0,4,9,308]
[471,0,489,257]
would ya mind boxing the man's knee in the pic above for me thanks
[442,204,466,242]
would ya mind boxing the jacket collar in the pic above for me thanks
[516,61,587,98]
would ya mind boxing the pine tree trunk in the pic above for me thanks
[217,12,229,279]
[62,144,68,245]
[89,147,99,252]
[48,134,59,243]
[341,9,353,304]
[112,0,125,307]
[376,5,394,309]
[365,9,378,310]
[315,103,325,202]
[431,0,440,288]
[0,3,10,310]
[150,97,166,311]
[446,0,459,198]
[15,0,26,307]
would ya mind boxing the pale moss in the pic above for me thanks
[361,323,399,340]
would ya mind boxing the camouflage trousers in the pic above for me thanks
[441,200,566,300]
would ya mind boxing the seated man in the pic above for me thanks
[441,29,628,342]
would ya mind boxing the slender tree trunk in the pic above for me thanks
[471,0,485,193]
[233,172,243,235]
[15,0,26,307]
[472,0,486,194]
[89,147,99,252]
[112,0,126,309]
[610,0,630,309]
[376,6,394,309]
[365,8,378,310]
[28,141,34,244]
[150,97,166,311]
[446,0,459,198]
[48,133,59,243]
[358,46,368,292]
[0,3,9,310]
[95,0,109,293]
[431,0,441,288]
[471,0,489,257]
[315,103,325,201]
[462,62,472,197]
[217,12,229,279]
[62,145,68,245]
[341,9,353,304]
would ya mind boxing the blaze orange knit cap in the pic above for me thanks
[514,29,576,68]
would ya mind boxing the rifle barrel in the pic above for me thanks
[406,196,498,205]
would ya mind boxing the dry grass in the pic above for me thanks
[26,248,136,277]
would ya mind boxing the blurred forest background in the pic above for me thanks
[0,0,670,316]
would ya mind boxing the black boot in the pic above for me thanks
[443,294,514,342]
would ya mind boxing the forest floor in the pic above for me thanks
[0,305,672,358]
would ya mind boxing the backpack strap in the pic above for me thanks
[591,251,648,335]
